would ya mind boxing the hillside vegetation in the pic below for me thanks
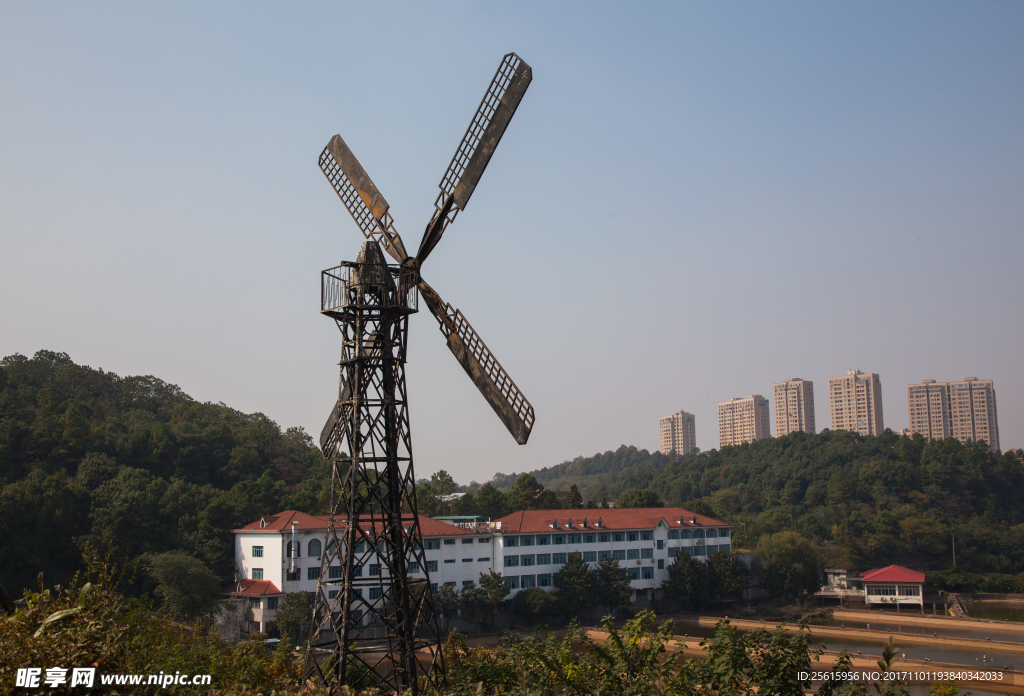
[489,433,1024,575]
[0,351,329,596]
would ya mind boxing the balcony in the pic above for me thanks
[321,263,418,317]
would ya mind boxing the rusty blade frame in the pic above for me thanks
[320,135,409,263]
[416,52,532,263]
[418,280,534,445]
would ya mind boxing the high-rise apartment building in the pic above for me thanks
[773,378,816,436]
[907,378,999,450]
[718,396,770,448]
[829,369,884,436]
[659,410,696,456]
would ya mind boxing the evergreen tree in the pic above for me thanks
[594,556,632,612]
[662,550,711,608]
[554,551,596,618]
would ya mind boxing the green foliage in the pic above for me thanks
[273,590,313,645]
[662,550,712,606]
[925,568,986,593]
[706,548,748,602]
[0,351,327,595]
[510,587,559,620]
[477,570,509,627]
[617,487,664,508]
[564,483,583,509]
[593,556,631,611]
[755,531,824,602]
[143,550,222,619]
[553,552,595,618]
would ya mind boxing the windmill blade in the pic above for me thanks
[416,53,532,264]
[320,135,409,263]
[418,280,534,445]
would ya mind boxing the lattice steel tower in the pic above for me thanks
[304,53,535,693]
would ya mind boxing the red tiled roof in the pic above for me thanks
[226,579,282,596]
[859,565,925,584]
[492,507,729,533]
[235,510,476,537]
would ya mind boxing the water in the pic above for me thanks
[967,602,1024,623]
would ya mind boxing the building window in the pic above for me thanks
[426,560,438,572]
[657,559,664,570]
[504,556,519,567]
[538,573,552,587]
[612,550,625,561]
[369,587,382,600]
[286,542,301,558]
[613,533,624,542]
[627,533,638,542]
[462,558,473,563]
[328,590,339,599]
[430,583,438,592]
[369,564,381,576]
[444,559,455,564]
[583,534,595,543]
[504,537,518,547]
[479,537,491,543]
[248,598,261,609]
[252,568,264,580]
[535,535,549,545]
[267,597,279,609]
[583,551,597,562]
[640,532,652,541]
[521,575,536,589]
[329,566,343,579]
[354,541,365,553]
[719,529,730,538]
[642,567,654,580]
[627,549,640,560]
[719,544,731,553]
[504,576,519,589]
[408,563,421,573]
[668,530,679,539]
[628,568,640,580]
[641,548,653,559]
[444,581,456,587]
[599,533,610,543]
[521,555,535,566]
[462,538,474,545]
[463,580,475,588]
[252,546,264,558]
[568,534,581,544]
[681,530,692,539]
[552,553,567,564]
[425,539,440,550]
[692,546,706,557]
[354,564,363,576]
[521,536,534,546]
[444,539,456,546]
[286,569,300,581]
[477,557,490,562]
[598,550,611,561]
[553,535,565,545]
[536,553,551,565]
[308,539,322,557]
[693,530,705,539]
[308,567,320,580]
[706,529,718,539]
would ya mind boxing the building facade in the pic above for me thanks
[773,378,816,437]
[659,410,697,455]
[907,378,999,450]
[828,369,884,436]
[718,395,770,447]
[231,507,734,632]
[490,508,732,603]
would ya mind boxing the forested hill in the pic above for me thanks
[490,433,1024,575]
[0,351,330,595]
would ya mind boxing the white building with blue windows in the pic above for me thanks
[490,508,733,603]
[228,507,732,634]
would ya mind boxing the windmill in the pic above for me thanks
[304,53,534,693]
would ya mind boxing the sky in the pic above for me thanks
[2,2,1022,487]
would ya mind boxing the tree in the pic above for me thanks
[144,551,222,619]
[431,470,458,515]
[506,474,557,512]
[274,590,314,645]
[457,585,486,626]
[617,488,664,508]
[662,550,711,608]
[554,551,596,619]
[435,583,460,631]
[474,483,508,520]
[594,556,632,612]
[706,549,748,603]
[564,484,584,509]
[511,586,560,621]
[477,570,509,629]
[755,531,823,603]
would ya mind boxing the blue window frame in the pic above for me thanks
[599,533,610,543]
[307,567,320,580]
[308,539,322,557]
[583,551,597,562]
[613,533,624,542]
[583,534,595,543]
[598,550,611,560]
[628,568,640,580]
[627,549,640,560]
[720,529,730,538]
[504,555,519,567]
[369,587,382,600]
[552,553,567,564]
[627,533,638,542]
[329,566,343,579]
[657,559,665,570]
[640,532,652,541]
[668,530,680,539]
[641,548,653,559]
[521,575,536,588]
[425,539,440,550]
[520,536,534,546]
[642,567,654,580]
[538,573,552,587]
[426,560,438,572]
[505,537,518,547]
[568,534,581,544]
[369,564,380,576]
[520,554,535,566]
[612,550,625,560]
[408,562,421,573]
[553,535,565,545]
[504,576,519,589]
[536,535,549,546]
[536,553,551,565]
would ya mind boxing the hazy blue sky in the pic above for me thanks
[2,2,1022,486]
